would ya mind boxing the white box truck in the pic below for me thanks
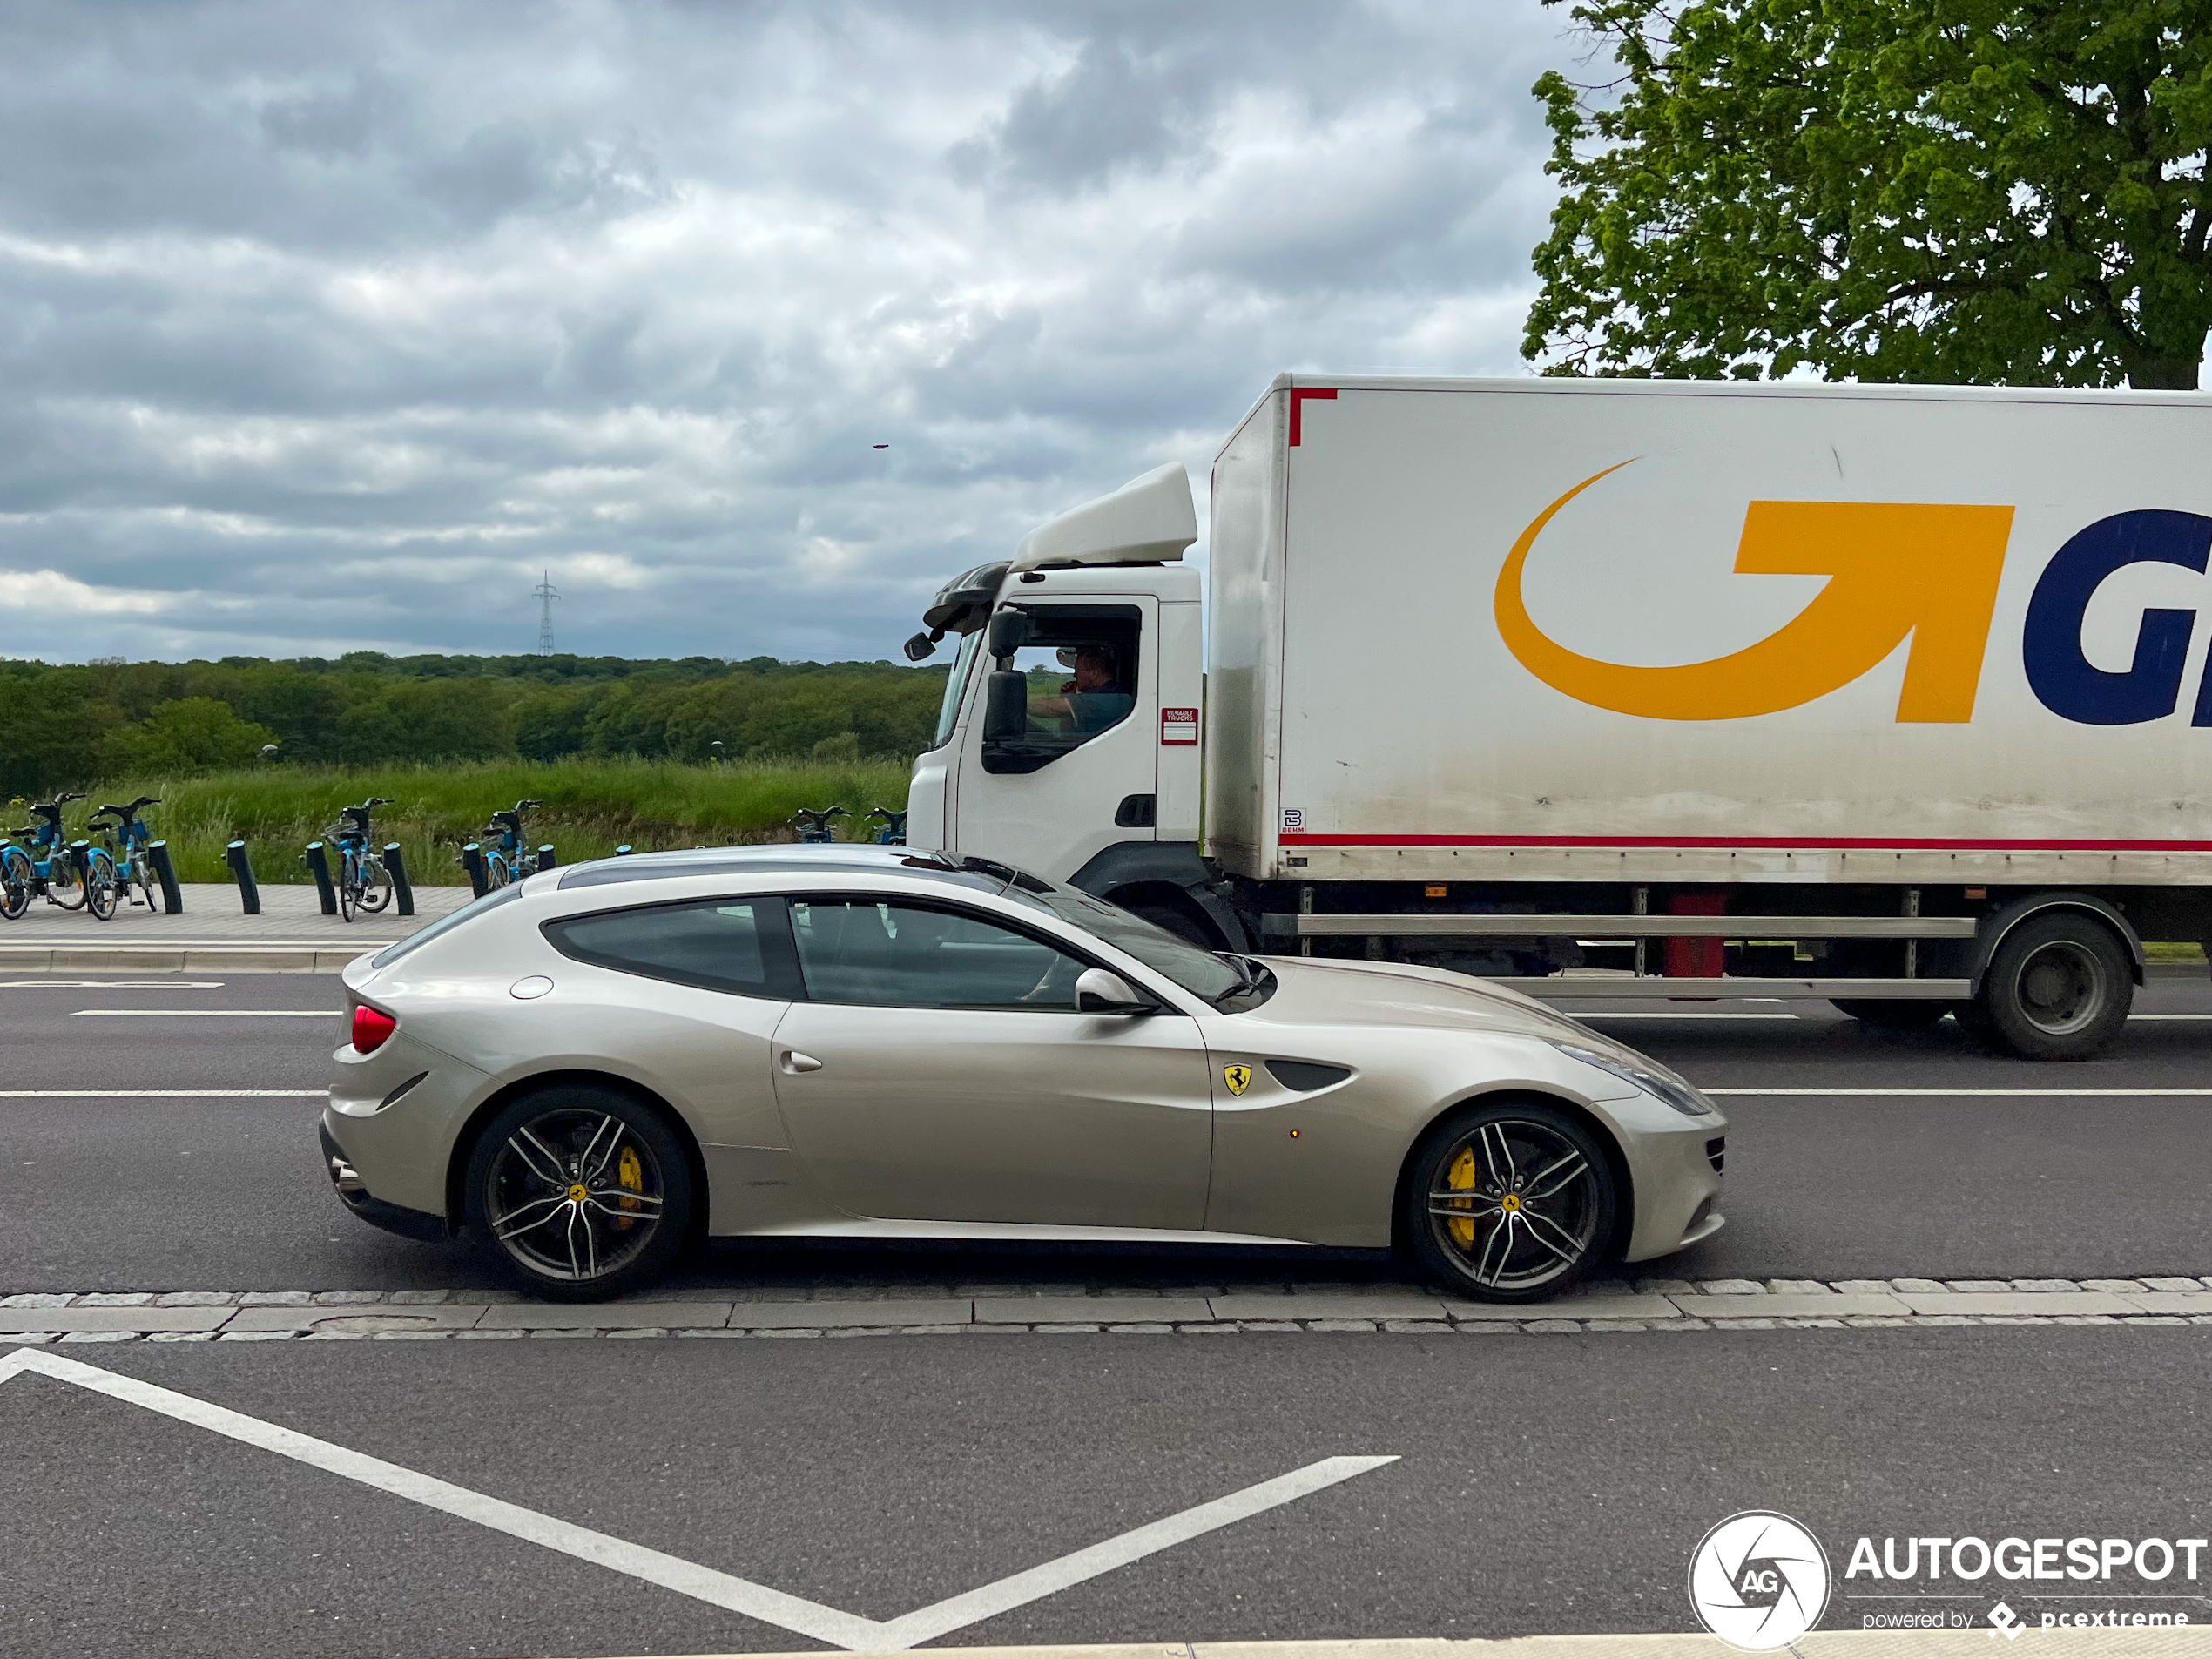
[904,374,2212,1058]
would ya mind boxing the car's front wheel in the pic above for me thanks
[464,1085,693,1301]
[1400,1098,1617,1303]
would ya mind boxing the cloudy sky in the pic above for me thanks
[0,1,1575,664]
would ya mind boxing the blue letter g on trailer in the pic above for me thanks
[2023,509,2212,725]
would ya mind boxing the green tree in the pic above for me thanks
[96,697,278,778]
[334,680,518,765]
[1526,0,2212,388]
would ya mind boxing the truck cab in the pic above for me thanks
[904,464,1232,944]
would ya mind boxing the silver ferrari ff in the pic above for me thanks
[323,846,1725,1302]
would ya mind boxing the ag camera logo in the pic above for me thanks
[1689,1511,1831,1649]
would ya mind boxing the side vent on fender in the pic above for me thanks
[1265,1060,1352,1092]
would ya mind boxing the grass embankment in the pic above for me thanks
[78,758,915,883]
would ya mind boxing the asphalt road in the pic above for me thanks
[3,1326,2207,1658]
[9,970,2211,1659]
[3,969,2211,1291]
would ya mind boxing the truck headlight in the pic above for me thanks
[1548,1040,1716,1117]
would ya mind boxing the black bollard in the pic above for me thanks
[536,843,557,870]
[304,840,338,915]
[226,840,260,914]
[146,840,185,914]
[460,842,489,899]
[383,842,415,916]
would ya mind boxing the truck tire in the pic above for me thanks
[1973,912,2134,1061]
[1830,1000,1950,1031]
[1126,898,1217,948]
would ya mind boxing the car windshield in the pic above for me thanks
[1001,880,1244,1003]
[928,629,984,750]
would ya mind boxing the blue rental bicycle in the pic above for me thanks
[792,806,847,844]
[482,799,546,889]
[866,806,907,845]
[88,795,167,913]
[3,793,120,920]
[327,798,395,922]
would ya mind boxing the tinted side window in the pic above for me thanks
[545,898,791,998]
[790,899,1087,1011]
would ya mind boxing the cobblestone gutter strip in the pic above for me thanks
[5,1276,2212,1342]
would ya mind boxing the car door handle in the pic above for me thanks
[779,1050,823,1075]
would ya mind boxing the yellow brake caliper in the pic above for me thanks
[616,1145,643,1228]
[1446,1146,1480,1249]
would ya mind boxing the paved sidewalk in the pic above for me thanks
[0,882,474,970]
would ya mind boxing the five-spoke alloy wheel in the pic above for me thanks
[1401,1099,1617,1303]
[464,1086,693,1300]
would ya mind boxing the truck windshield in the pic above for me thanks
[929,629,983,750]
[1002,882,1244,1004]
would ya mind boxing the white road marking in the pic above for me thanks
[69,1009,336,1018]
[2130,1013,2212,1021]
[0,981,226,989]
[1704,1087,2212,1097]
[0,1089,329,1098]
[0,1348,1394,1650]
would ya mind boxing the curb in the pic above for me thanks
[0,945,374,974]
[6,1275,2212,1342]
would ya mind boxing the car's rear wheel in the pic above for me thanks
[1400,1098,1616,1304]
[464,1086,693,1301]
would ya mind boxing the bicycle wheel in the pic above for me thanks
[135,853,164,912]
[0,846,30,921]
[48,853,85,910]
[356,855,393,913]
[84,849,120,921]
[485,852,512,890]
[338,853,359,922]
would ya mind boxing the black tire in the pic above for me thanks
[356,860,393,914]
[1399,1096,1617,1304]
[464,1085,694,1301]
[1830,999,1951,1030]
[1127,898,1217,948]
[1974,911,2134,1060]
[0,848,29,921]
[84,851,119,921]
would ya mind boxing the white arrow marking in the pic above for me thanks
[0,1347,1394,1649]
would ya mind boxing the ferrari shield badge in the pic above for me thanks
[1223,1064,1252,1096]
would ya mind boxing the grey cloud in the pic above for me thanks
[0,0,1574,664]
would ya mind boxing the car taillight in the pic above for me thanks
[351,1004,397,1054]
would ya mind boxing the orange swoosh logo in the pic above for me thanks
[1494,462,2014,722]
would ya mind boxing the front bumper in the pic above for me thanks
[319,1119,448,1243]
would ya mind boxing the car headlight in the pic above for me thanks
[1547,1040,1716,1117]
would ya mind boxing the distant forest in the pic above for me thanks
[0,651,950,798]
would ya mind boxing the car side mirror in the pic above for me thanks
[981,669,1028,741]
[987,608,1028,659]
[1076,967,1154,1015]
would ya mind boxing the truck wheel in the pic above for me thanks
[1830,1000,1949,1030]
[1974,912,2133,1060]
[1127,898,1217,948]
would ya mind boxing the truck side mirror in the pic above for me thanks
[903,631,938,663]
[981,669,1028,741]
[987,608,1028,660]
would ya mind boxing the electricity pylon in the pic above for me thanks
[534,570,561,654]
